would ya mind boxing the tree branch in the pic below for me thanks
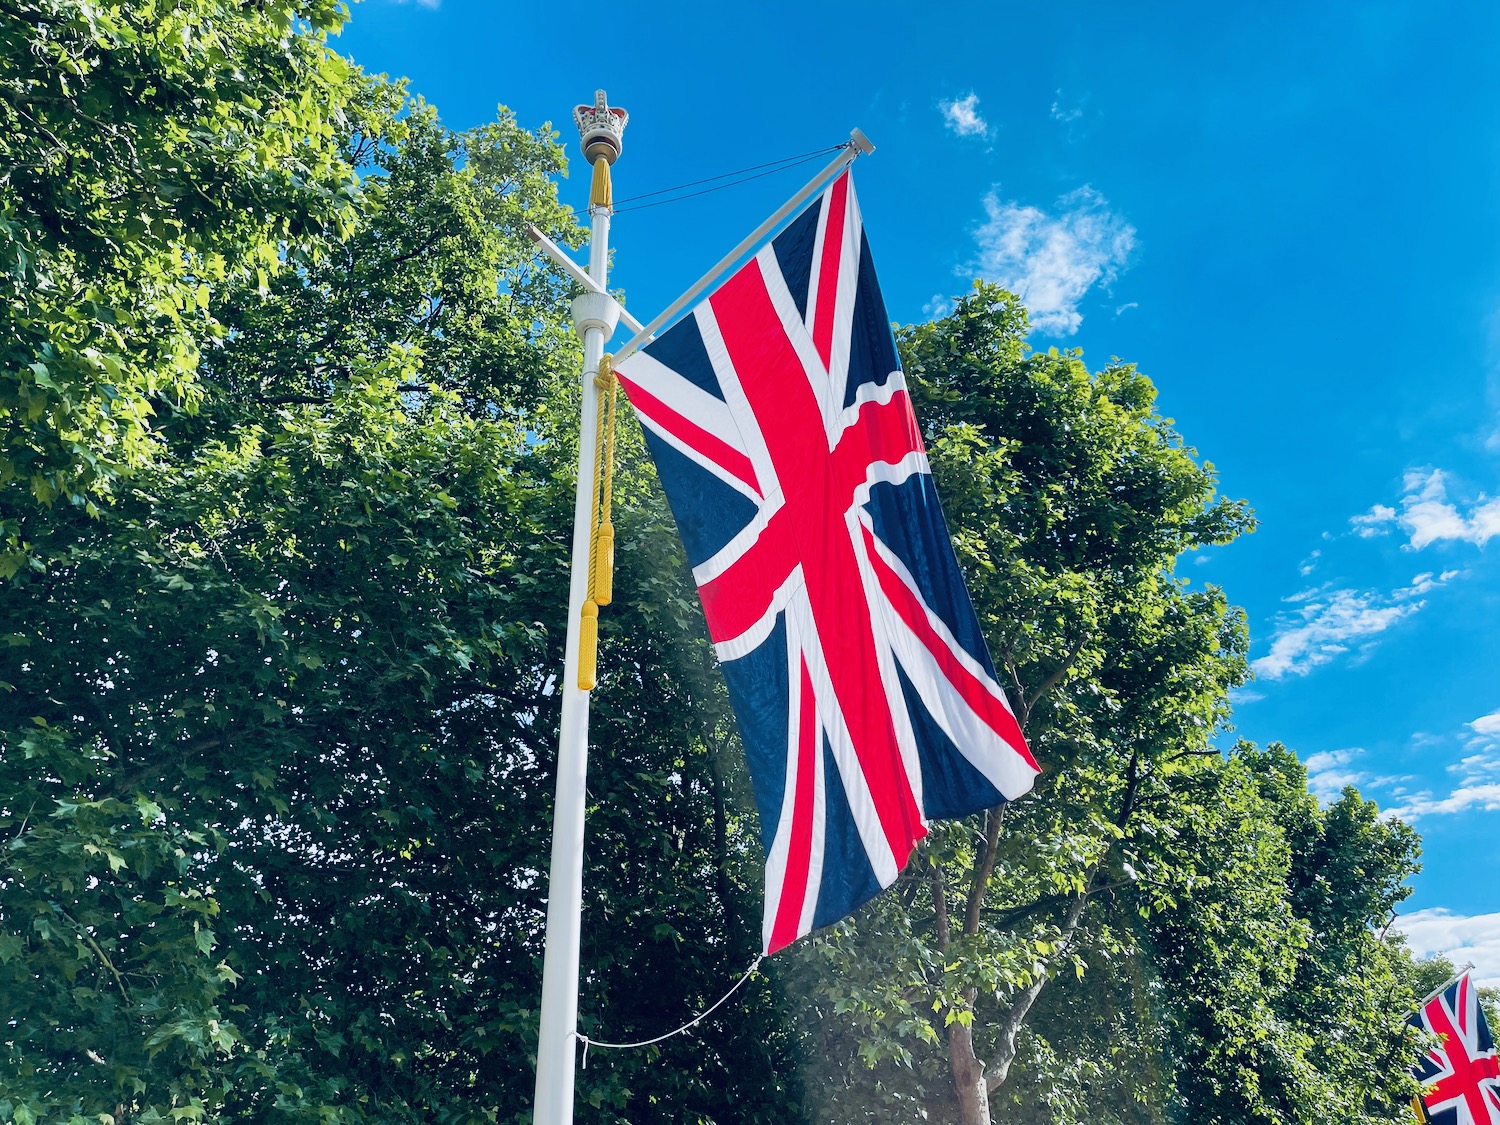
[1116,748,1143,830]
[1024,630,1091,715]
[254,394,333,405]
[1003,657,1028,725]
[111,736,223,797]
[963,805,1005,936]
[981,890,1090,1086]
[61,910,130,1004]
[932,855,951,954]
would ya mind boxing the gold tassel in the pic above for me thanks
[592,520,614,607]
[590,158,612,209]
[578,599,599,691]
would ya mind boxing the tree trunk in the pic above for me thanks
[949,1017,992,1125]
[935,820,1000,1125]
[984,972,1048,1092]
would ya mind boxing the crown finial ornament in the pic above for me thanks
[574,90,628,167]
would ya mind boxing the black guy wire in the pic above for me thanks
[562,143,847,220]
[611,151,838,215]
[611,144,844,207]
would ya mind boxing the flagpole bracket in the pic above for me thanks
[527,223,650,340]
[571,292,621,344]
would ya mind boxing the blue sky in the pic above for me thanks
[341,1,1500,985]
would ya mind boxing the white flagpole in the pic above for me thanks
[533,90,627,1125]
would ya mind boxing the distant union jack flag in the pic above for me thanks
[615,170,1040,954]
[1411,972,1500,1125]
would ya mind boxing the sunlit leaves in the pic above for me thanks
[1,0,362,562]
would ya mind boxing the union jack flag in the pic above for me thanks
[1411,972,1500,1125]
[615,170,1039,953]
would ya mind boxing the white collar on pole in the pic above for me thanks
[610,128,874,366]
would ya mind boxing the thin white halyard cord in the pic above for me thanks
[576,954,764,1068]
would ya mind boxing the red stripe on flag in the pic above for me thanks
[769,659,819,954]
[617,373,761,497]
[698,507,797,645]
[811,172,849,370]
[864,524,1038,772]
[827,389,926,501]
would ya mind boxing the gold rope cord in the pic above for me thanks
[578,352,619,691]
[594,357,619,607]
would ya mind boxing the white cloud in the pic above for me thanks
[1050,90,1089,143]
[1382,783,1500,821]
[1302,748,1370,803]
[970,187,1135,336]
[1350,504,1396,538]
[923,293,954,319]
[1457,709,1500,780]
[1252,575,1448,680]
[1471,708,1500,738]
[1451,751,1500,785]
[1396,571,1452,597]
[1300,747,1410,805]
[1357,470,1500,548]
[1050,96,1083,125]
[1303,749,1358,773]
[940,93,990,138]
[1372,710,1500,819]
[1393,910,1500,989]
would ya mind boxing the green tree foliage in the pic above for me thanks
[786,286,1427,1125]
[0,0,361,577]
[0,46,804,1121]
[195,90,576,425]
[989,743,1427,1125]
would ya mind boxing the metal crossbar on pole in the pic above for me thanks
[525,221,651,340]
